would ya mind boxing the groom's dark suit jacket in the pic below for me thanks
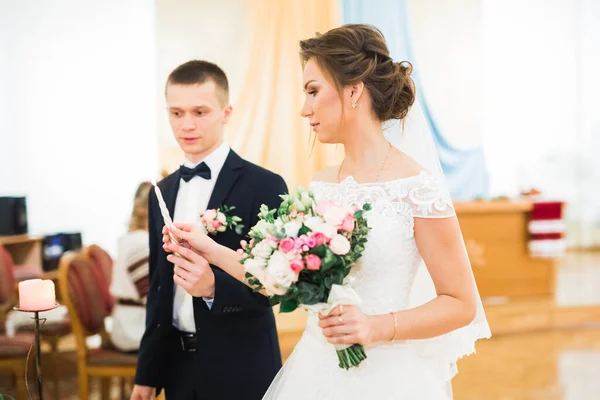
[135,150,287,399]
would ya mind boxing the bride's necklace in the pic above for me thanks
[338,141,393,184]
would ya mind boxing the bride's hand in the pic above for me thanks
[162,223,219,262]
[318,305,375,346]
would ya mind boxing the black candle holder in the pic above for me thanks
[13,303,60,400]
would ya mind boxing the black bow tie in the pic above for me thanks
[180,162,211,182]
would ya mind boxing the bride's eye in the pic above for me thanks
[308,90,317,96]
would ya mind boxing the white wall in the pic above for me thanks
[408,0,483,149]
[0,0,158,255]
[482,0,600,245]
[154,0,250,172]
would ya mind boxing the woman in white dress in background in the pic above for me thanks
[164,23,491,399]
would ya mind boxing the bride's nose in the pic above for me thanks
[300,103,312,118]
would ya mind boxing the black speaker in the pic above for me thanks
[42,232,83,272]
[0,197,28,236]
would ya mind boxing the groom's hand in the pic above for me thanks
[167,245,215,298]
[130,384,154,400]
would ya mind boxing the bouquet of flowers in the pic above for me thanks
[240,188,371,369]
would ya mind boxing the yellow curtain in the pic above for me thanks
[225,0,342,190]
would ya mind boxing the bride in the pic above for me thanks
[164,24,491,400]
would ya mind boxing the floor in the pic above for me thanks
[2,252,600,399]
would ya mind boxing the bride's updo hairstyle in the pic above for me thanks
[299,24,416,121]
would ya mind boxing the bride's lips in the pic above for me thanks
[311,123,320,131]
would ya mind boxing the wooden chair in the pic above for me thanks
[0,244,34,400]
[0,244,71,399]
[58,248,137,400]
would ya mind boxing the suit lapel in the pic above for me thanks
[206,150,244,211]
[163,171,181,223]
[159,171,180,276]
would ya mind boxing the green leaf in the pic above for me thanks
[279,299,299,313]
[362,203,372,211]
[298,225,311,236]
[310,244,327,257]
[354,210,364,219]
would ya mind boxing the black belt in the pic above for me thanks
[176,330,198,352]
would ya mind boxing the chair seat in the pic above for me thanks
[0,332,34,357]
[88,347,138,366]
[18,319,71,336]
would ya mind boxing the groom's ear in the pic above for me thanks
[223,104,233,124]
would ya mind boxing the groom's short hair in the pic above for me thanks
[166,60,230,105]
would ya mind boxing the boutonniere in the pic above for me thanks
[200,205,244,235]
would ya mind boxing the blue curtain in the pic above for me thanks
[341,0,488,200]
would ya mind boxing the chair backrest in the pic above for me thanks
[0,245,16,306]
[84,245,115,314]
[58,250,113,340]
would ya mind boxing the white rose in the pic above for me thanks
[323,206,347,227]
[262,274,288,296]
[217,225,227,232]
[252,239,277,259]
[243,257,267,282]
[252,220,272,237]
[217,212,227,224]
[329,234,351,255]
[265,250,298,291]
[284,221,302,238]
[304,216,324,231]
[313,222,337,239]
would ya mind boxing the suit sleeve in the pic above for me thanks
[134,190,165,389]
[210,174,289,314]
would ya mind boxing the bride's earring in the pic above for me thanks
[352,102,357,108]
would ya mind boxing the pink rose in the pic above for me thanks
[323,206,347,227]
[302,245,309,252]
[203,209,217,221]
[305,254,321,270]
[341,214,355,232]
[315,200,335,216]
[329,234,351,255]
[290,258,304,273]
[311,232,327,246]
[212,220,222,229]
[305,236,316,248]
[279,238,295,253]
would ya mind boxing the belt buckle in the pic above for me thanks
[180,333,197,352]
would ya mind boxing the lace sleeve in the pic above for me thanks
[404,171,455,218]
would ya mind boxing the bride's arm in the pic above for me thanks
[320,215,477,345]
[164,225,268,296]
[372,215,476,342]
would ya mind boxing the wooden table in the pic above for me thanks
[455,200,556,300]
[0,234,57,281]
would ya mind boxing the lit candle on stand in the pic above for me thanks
[18,279,56,311]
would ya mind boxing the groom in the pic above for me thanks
[132,60,287,400]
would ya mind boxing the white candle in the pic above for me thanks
[152,179,174,227]
[151,180,181,248]
[19,279,56,311]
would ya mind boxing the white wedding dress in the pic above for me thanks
[263,171,491,400]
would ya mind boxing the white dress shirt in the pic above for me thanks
[172,141,230,333]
